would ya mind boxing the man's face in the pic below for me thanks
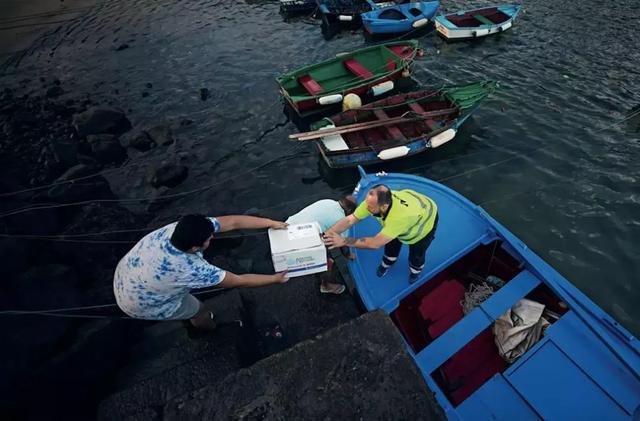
[200,234,214,251]
[365,190,382,215]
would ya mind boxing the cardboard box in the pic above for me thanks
[268,223,327,278]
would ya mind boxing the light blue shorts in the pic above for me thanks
[166,294,202,320]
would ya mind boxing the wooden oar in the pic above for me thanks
[289,108,458,141]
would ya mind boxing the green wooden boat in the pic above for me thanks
[276,40,420,116]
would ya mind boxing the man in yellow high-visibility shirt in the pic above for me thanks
[323,184,438,284]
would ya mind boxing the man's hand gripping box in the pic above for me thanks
[268,223,327,278]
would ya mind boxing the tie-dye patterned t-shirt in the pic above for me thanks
[113,217,226,320]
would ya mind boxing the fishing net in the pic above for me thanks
[461,282,495,315]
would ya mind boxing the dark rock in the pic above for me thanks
[87,134,126,163]
[179,119,193,127]
[145,83,152,89]
[54,79,61,86]
[128,130,156,151]
[162,311,446,420]
[149,164,188,188]
[48,137,78,168]
[141,91,149,98]
[73,106,132,137]
[46,86,64,98]
[12,109,37,126]
[14,264,81,307]
[46,164,112,201]
[0,238,29,280]
[146,125,173,146]
[199,88,210,101]
[116,43,129,51]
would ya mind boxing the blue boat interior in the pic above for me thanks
[348,170,640,418]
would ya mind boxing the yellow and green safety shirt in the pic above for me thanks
[354,189,438,245]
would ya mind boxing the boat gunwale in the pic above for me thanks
[276,40,419,102]
[435,4,521,30]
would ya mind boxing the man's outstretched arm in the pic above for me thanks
[326,214,360,235]
[216,215,287,232]
[218,271,289,288]
[323,231,392,250]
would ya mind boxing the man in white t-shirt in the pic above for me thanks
[114,214,289,330]
[286,196,356,294]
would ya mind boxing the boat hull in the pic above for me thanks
[362,1,440,34]
[347,168,640,419]
[434,4,520,41]
[311,81,496,168]
[276,40,420,117]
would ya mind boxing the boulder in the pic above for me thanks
[149,164,188,188]
[145,125,173,146]
[129,131,155,151]
[46,164,112,201]
[73,107,132,137]
[48,136,78,168]
[87,134,126,163]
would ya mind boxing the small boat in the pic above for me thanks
[279,0,317,15]
[276,40,420,117]
[318,0,399,39]
[347,167,640,419]
[362,1,440,35]
[434,5,521,41]
[296,80,496,168]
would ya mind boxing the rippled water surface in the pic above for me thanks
[2,0,639,333]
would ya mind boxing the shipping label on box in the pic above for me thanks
[268,222,327,278]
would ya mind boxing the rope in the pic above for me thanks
[461,282,494,315]
[0,112,288,199]
[0,141,549,243]
[0,143,305,218]
[0,286,229,319]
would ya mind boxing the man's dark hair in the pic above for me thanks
[371,184,392,207]
[170,214,214,252]
[339,195,357,215]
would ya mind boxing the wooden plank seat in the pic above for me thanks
[473,14,496,25]
[373,109,406,141]
[298,74,324,96]
[343,58,374,79]
[408,102,441,131]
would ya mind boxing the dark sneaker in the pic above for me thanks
[409,272,421,284]
[376,264,389,278]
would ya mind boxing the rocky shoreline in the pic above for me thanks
[0,80,194,418]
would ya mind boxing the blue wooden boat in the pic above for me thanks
[302,80,496,168]
[434,4,521,41]
[347,167,640,419]
[362,1,440,35]
[318,0,400,39]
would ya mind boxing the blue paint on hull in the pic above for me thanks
[347,168,640,419]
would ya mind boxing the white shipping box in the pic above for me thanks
[268,223,327,278]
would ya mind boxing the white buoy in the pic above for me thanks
[377,146,410,160]
[317,94,343,105]
[338,15,353,22]
[428,129,456,148]
[371,81,394,96]
[412,18,429,28]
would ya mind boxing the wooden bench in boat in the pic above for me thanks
[298,74,324,96]
[473,14,496,26]
[343,58,374,79]
[373,109,406,141]
[407,102,439,131]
